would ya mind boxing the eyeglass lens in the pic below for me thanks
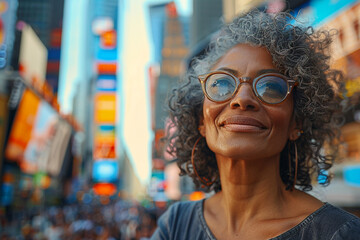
[204,73,289,104]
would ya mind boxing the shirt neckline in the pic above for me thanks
[196,199,331,240]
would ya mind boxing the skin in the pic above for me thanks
[198,44,323,239]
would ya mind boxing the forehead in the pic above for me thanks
[211,44,276,74]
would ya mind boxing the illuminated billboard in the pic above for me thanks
[94,93,116,124]
[96,75,117,92]
[92,23,118,182]
[19,24,48,85]
[0,0,17,69]
[94,125,115,143]
[5,89,40,163]
[92,159,119,182]
[5,88,72,176]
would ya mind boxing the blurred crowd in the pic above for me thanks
[0,198,166,240]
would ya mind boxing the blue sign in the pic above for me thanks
[293,0,359,26]
[96,48,117,61]
[47,48,61,60]
[343,165,360,187]
[92,160,119,182]
[96,75,117,92]
[1,183,14,206]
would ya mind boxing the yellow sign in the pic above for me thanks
[94,93,116,124]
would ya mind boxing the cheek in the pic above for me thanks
[267,104,294,140]
[202,99,224,131]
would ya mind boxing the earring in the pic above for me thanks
[288,141,298,191]
[191,137,214,186]
[296,130,303,137]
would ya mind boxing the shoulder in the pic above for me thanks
[301,203,360,239]
[168,200,201,211]
[315,204,359,225]
[151,200,206,240]
[322,205,360,240]
[160,200,201,223]
[165,200,202,223]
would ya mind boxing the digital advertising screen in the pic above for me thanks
[92,159,119,183]
[5,88,72,176]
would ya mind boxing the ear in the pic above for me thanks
[198,116,206,137]
[288,117,302,141]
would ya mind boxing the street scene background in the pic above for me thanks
[1,0,360,239]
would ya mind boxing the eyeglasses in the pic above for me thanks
[198,71,298,104]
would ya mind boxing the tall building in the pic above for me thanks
[15,0,65,93]
[190,0,223,48]
[149,3,168,64]
[154,2,189,143]
[148,2,190,201]
[16,0,53,46]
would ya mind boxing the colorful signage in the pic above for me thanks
[93,142,116,159]
[92,160,119,182]
[94,125,116,143]
[343,165,360,187]
[46,28,62,93]
[0,0,17,69]
[93,182,117,196]
[0,167,15,206]
[148,170,166,200]
[5,88,71,176]
[96,48,117,60]
[92,25,118,185]
[19,24,48,85]
[96,62,117,75]
[46,119,72,176]
[100,30,117,49]
[96,75,117,92]
[92,17,114,35]
[94,93,116,124]
[294,0,359,27]
[5,89,40,162]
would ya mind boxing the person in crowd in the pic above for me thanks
[151,11,360,239]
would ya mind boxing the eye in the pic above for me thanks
[205,74,236,101]
[256,76,288,103]
[210,79,234,95]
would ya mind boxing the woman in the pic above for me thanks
[151,11,360,240]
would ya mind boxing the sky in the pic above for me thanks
[58,0,192,185]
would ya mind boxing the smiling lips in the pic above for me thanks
[219,116,267,132]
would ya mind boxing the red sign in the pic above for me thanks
[97,62,117,75]
[93,142,116,159]
[93,183,117,196]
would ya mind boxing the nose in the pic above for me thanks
[229,83,260,110]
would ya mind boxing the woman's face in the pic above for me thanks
[200,43,297,161]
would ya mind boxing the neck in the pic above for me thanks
[214,155,289,231]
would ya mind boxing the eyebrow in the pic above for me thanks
[217,67,239,76]
[257,69,281,75]
[216,67,281,76]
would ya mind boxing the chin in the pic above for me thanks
[211,146,260,160]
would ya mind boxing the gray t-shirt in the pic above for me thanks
[151,199,360,240]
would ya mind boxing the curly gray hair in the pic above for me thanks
[167,11,344,192]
